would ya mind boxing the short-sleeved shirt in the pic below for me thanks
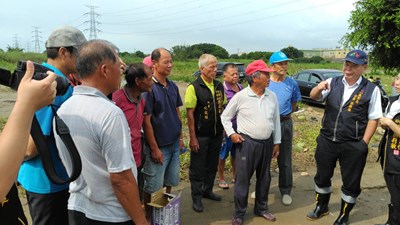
[268,77,301,116]
[223,81,243,131]
[143,76,183,147]
[55,86,137,223]
[18,62,72,194]
[113,87,145,167]
[322,77,382,120]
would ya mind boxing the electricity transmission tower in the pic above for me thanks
[84,5,101,40]
[32,27,42,53]
[13,34,20,49]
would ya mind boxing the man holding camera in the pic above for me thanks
[17,26,86,225]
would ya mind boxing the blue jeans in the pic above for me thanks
[142,140,180,194]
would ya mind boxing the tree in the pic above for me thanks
[190,43,229,59]
[342,0,400,72]
[281,46,303,59]
[245,51,273,62]
[134,50,145,58]
[6,45,23,52]
[171,45,191,61]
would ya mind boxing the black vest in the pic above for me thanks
[378,95,400,175]
[191,76,224,137]
[320,76,376,142]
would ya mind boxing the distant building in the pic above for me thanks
[302,48,350,59]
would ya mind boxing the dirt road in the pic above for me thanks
[2,82,391,225]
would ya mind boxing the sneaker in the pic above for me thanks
[282,194,292,206]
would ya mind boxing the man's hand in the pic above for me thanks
[17,61,57,112]
[150,148,164,165]
[230,133,245,144]
[380,117,393,129]
[189,136,200,153]
[272,144,280,158]
[316,80,329,91]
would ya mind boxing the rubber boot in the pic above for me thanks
[333,199,355,225]
[306,192,331,220]
[375,204,393,225]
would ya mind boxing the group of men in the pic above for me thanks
[2,23,396,225]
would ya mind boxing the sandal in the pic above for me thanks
[217,180,229,189]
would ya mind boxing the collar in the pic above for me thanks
[42,62,64,76]
[123,86,141,104]
[73,86,110,101]
[342,76,362,87]
[246,86,269,97]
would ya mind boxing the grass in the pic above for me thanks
[0,51,397,180]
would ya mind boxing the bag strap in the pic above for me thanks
[30,106,82,185]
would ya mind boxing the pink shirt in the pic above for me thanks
[113,88,145,167]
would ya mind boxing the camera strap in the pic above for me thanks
[30,106,82,185]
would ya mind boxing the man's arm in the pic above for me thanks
[187,108,199,152]
[143,115,163,165]
[310,80,329,100]
[363,119,379,144]
[110,170,148,225]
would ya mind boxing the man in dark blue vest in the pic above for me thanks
[306,50,382,225]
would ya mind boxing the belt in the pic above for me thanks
[280,114,291,122]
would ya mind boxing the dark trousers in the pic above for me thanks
[277,119,293,195]
[233,135,273,219]
[137,164,144,202]
[69,210,134,225]
[384,173,400,222]
[314,135,368,202]
[0,183,28,225]
[189,134,223,199]
[26,189,69,225]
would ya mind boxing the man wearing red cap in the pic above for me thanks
[307,50,382,225]
[221,59,281,225]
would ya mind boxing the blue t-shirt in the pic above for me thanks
[17,63,72,194]
[143,76,183,147]
[268,77,301,116]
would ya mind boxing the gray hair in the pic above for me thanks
[246,71,261,86]
[77,40,118,79]
[198,54,217,68]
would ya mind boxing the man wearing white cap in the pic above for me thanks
[268,51,301,206]
[18,26,86,225]
[221,60,281,225]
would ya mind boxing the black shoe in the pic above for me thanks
[203,192,222,201]
[192,198,203,212]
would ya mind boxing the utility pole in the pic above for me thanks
[26,42,31,52]
[13,34,20,49]
[32,27,42,53]
[84,5,101,40]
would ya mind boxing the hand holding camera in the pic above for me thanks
[16,61,57,112]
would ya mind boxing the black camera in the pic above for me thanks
[0,60,70,96]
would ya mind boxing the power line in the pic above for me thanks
[84,5,101,40]
[12,34,20,49]
[106,0,346,36]
[32,27,42,53]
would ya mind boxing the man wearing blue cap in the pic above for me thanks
[306,50,382,225]
[268,51,301,206]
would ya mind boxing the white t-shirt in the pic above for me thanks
[54,86,137,223]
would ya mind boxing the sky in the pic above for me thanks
[1,0,358,55]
